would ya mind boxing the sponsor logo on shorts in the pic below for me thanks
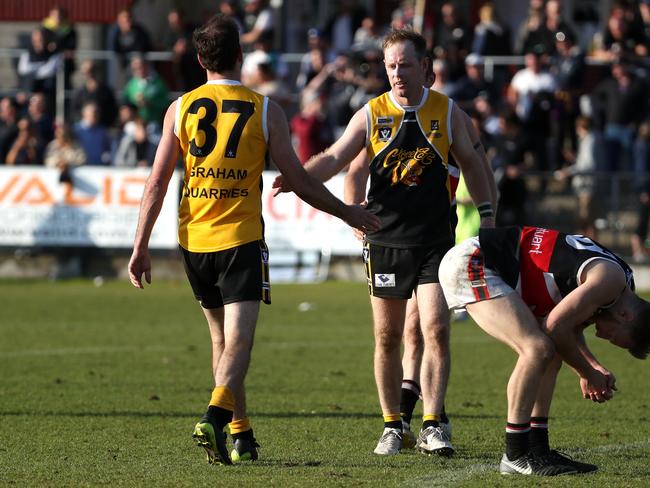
[374,273,396,287]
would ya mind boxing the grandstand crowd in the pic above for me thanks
[1,0,650,256]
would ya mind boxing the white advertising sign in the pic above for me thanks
[0,167,180,249]
[0,168,362,255]
[261,172,362,256]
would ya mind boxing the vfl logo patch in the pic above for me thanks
[376,116,394,125]
[362,247,370,263]
[431,120,440,131]
[374,273,396,287]
[377,127,392,142]
[261,250,269,263]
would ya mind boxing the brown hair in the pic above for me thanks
[382,28,427,61]
[628,298,650,359]
[192,14,241,73]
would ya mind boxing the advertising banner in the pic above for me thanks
[0,168,363,255]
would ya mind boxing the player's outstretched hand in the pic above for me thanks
[343,204,380,234]
[271,175,291,197]
[351,201,369,241]
[580,368,615,403]
[128,250,151,289]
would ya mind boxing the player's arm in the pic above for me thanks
[266,100,379,233]
[343,148,369,205]
[128,100,179,289]
[344,148,370,241]
[460,108,498,210]
[272,107,367,193]
[543,260,626,402]
[449,103,495,227]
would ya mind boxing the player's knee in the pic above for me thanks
[523,335,555,365]
[375,327,403,351]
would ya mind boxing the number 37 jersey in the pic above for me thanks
[175,80,269,252]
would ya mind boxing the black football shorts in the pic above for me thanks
[362,241,453,299]
[181,240,271,309]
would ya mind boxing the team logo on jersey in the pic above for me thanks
[377,127,392,141]
[382,147,435,186]
[431,120,439,131]
[376,116,394,125]
[374,273,396,287]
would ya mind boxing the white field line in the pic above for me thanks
[399,438,650,487]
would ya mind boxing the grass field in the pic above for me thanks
[1,278,650,487]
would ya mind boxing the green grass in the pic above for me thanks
[1,279,650,487]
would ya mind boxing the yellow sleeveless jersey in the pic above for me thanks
[364,88,459,247]
[175,80,268,252]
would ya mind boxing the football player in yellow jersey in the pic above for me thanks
[128,14,379,466]
[345,107,497,451]
[273,29,495,457]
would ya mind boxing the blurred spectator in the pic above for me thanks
[348,50,389,112]
[431,59,453,96]
[241,0,275,49]
[539,0,577,56]
[44,120,86,170]
[631,121,650,261]
[71,60,118,127]
[496,163,528,226]
[390,1,415,30]
[295,28,333,91]
[590,61,648,171]
[448,54,499,112]
[593,1,648,63]
[290,92,333,164]
[471,2,511,56]
[351,16,385,53]
[109,8,151,68]
[122,56,169,131]
[304,52,357,136]
[41,5,77,87]
[17,28,60,98]
[114,118,156,167]
[5,119,45,165]
[551,31,585,164]
[554,116,603,238]
[508,51,557,173]
[73,102,111,166]
[434,2,471,55]
[219,0,245,33]
[160,8,203,91]
[490,109,526,171]
[27,92,54,144]
[250,62,292,108]
[514,4,546,54]
[322,0,366,58]
[0,97,20,164]
[241,35,288,86]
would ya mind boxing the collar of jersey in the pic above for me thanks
[206,79,242,85]
[388,87,428,112]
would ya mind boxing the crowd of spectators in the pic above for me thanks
[1,0,650,252]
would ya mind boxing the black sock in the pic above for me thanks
[202,405,233,431]
[440,404,449,424]
[422,419,440,429]
[505,422,530,460]
[530,417,550,456]
[384,420,402,430]
[400,379,420,425]
[232,428,255,442]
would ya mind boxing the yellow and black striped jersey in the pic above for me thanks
[175,80,268,252]
[364,88,459,248]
